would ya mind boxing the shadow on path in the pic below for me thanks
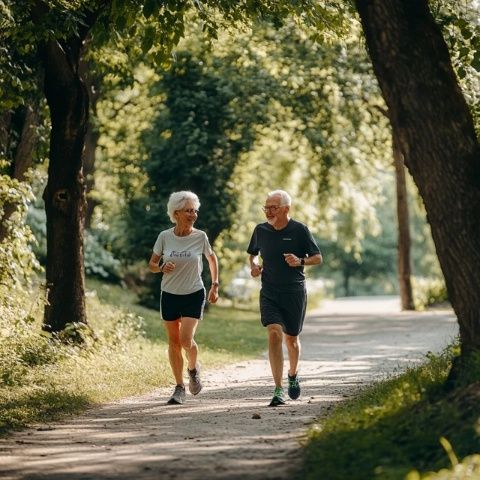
[0,298,458,480]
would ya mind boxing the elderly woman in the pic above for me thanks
[148,191,219,405]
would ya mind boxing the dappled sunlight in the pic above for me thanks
[0,300,458,480]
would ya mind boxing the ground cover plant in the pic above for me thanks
[0,279,264,434]
[301,346,480,480]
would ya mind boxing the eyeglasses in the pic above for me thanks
[262,205,283,212]
[177,208,199,214]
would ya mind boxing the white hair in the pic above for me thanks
[267,190,292,206]
[167,191,200,223]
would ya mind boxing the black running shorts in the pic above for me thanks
[259,287,307,336]
[161,288,206,321]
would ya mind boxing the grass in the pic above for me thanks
[88,278,266,361]
[0,278,265,434]
[301,347,480,480]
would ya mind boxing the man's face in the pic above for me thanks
[263,195,289,228]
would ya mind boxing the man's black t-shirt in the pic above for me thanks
[247,219,321,292]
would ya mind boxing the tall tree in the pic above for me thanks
[392,131,415,310]
[4,0,338,333]
[355,0,480,368]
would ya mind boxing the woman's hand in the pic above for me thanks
[162,261,176,273]
[208,285,219,303]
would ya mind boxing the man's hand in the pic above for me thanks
[283,253,301,267]
[250,264,262,277]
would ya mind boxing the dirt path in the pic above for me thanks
[0,297,457,480]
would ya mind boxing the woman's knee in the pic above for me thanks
[168,338,182,352]
[180,335,195,350]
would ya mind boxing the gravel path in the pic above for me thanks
[0,297,457,480]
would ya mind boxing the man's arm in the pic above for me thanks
[249,254,262,277]
[283,252,322,267]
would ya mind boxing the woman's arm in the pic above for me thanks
[206,252,219,304]
[148,253,162,273]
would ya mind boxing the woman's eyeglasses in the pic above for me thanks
[181,208,199,214]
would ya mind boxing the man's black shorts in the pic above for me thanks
[161,288,206,321]
[259,287,307,336]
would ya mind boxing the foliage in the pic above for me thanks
[432,0,480,132]
[84,230,122,282]
[0,172,40,289]
[127,44,273,259]
[0,282,55,387]
[302,344,480,480]
[0,278,264,433]
[412,277,449,310]
[27,201,122,282]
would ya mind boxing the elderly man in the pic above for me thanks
[247,190,322,406]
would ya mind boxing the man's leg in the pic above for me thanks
[285,333,301,377]
[267,324,284,387]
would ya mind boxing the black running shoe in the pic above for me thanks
[167,385,186,405]
[288,373,301,400]
[269,386,286,407]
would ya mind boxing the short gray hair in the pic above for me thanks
[167,191,200,223]
[267,190,292,206]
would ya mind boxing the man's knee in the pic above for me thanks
[268,325,283,344]
[285,334,300,349]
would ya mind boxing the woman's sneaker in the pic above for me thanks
[187,365,203,395]
[269,386,286,407]
[167,385,186,405]
[288,373,301,400]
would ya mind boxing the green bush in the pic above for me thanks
[84,230,122,282]
[27,205,122,282]
[413,277,449,310]
[0,173,40,286]
[0,283,59,386]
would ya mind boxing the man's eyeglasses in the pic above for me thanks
[262,205,282,213]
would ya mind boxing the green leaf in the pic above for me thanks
[141,26,156,53]
[471,52,480,72]
[115,15,127,31]
[143,0,158,18]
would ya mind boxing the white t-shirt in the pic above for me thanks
[153,227,214,295]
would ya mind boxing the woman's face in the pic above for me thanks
[175,199,198,226]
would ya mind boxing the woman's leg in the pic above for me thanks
[179,317,199,370]
[164,319,184,385]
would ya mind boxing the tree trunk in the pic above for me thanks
[41,38,89,333]
[0,111,11,156]
[392,131,415,310]
[355,1,480,357]
[0,105,38,242]
[80,63,101,229]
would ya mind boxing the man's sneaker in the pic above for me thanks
[288,373,301,400]
[187,365,203,395]
[269,386,286,407]
[167,385,186,405]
